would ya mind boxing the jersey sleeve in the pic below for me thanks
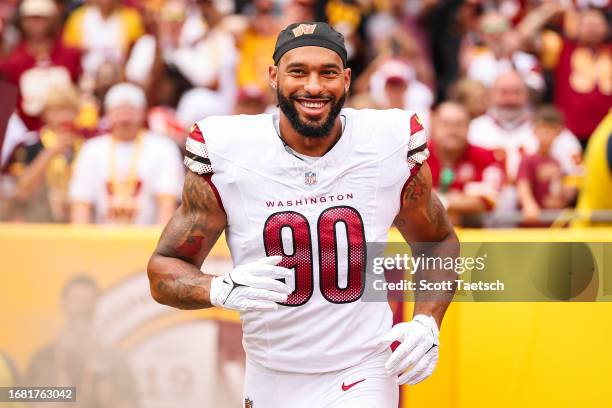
[406,112,429,175]
[184,123,214,175]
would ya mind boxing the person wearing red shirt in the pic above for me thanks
[0,0,81,131]
[519,6,611,144]
[428,102,505,226]
[517,106,577,225]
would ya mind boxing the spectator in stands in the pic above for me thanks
[167,0,238,114]
[448,78,488,120]
[125,0,204,107]
[0,0,81,130]
[322,0,372,81]
[235,0,280,93]
[424,0,478,101]
[69,83,183,225]
[281,0,316,27]
[63,0,144,74]
[469,71,582,181]
[367,59,434,127]
[464,11,544,93]
[6,85,83,222]
[517,106,577,225]
[1,0,609,230]
[469,70,532,180]
[365,0,433,86]
[1,113,27,173]
[573,109,612,227]
[0,0,19,56]
[428,101,504,227]
[234,85,269,115]
[519,6,611,144]
[60,59,126,140]
[176,87,228,131]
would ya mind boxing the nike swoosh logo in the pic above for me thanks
[341,378,366,391]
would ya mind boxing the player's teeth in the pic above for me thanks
[302,101,324,108]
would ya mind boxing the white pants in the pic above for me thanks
[243,350,399,408]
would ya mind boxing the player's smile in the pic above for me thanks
[294,96,331,120]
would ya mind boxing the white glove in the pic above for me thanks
[210,256,292,312]
[381,314,440,385]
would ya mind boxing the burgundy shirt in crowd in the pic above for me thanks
[516,153,564,209]
[553,38,612,141]
[0,39,81,130]
[428,141,504,209]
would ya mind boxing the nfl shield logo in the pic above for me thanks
[244,398,253,408]
[304,171,317,185]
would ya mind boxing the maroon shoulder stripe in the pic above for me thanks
[189,124,205,143]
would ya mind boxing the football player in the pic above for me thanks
[147,22,458,407]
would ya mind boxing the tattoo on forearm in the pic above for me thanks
[427,194,450,234]
[156,274,210,309]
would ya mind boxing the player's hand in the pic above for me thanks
[380,314,440,385]
[210,256,292,312]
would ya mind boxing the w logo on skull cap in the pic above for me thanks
[292,23,317,37]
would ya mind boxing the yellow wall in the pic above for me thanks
[401,228,612,408]
[1,224,611,407]
[0,224,237,371]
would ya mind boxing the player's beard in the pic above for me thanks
[277,88,346,139]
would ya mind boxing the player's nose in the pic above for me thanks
[303,72,324,95]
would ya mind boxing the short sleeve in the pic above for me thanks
[184,123,214,175]
[69,141,98,203]
[406,113,429,172]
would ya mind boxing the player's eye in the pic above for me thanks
[322,70,338,76]
[289,69,306,75]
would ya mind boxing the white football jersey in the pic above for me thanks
[185,108,429,373]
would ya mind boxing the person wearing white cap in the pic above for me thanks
[369,59,433,129]
[0,0,82,130]
[20,0,57,18]
[69,82,184,225]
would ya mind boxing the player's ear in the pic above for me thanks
[343,67,351,94]
[269,65,278,91]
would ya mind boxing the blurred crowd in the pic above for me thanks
[0,0,610,228]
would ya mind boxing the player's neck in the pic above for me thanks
[278,116,343,157]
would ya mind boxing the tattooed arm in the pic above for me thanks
[147,171,227,309]
[393,163,459,327]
